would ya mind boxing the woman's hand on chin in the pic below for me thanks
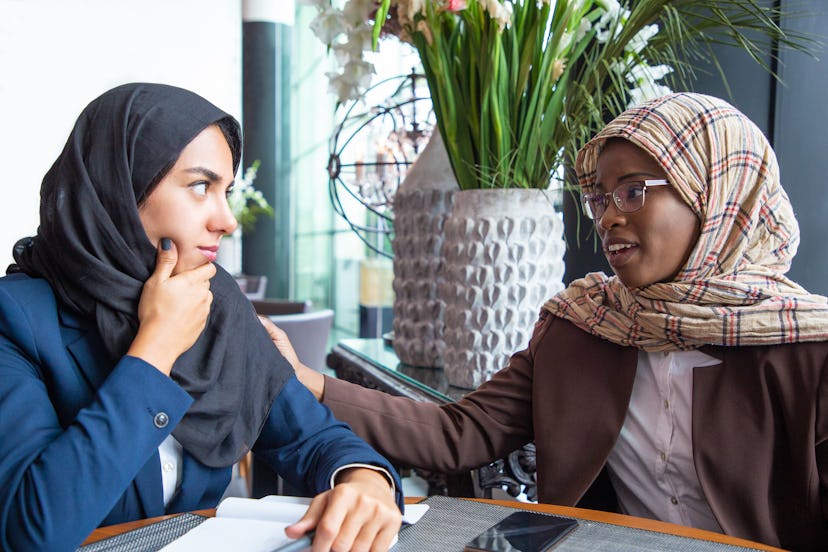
[258,315,326,400]
[128,238,216,375]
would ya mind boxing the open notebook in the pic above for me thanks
[159,495,429,551]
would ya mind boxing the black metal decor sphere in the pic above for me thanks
[327,69,435,257]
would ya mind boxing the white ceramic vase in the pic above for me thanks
[216,228,242,275]
[391,131,457,367]
[439,188,565,389]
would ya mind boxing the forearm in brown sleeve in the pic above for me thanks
[321,320,548,473]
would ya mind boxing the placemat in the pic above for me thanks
[77,513,207,552]
[395,496,766,552]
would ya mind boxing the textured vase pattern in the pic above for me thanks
[391,132,456,367]
[440,189,565,389]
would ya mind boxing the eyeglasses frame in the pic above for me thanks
[580,179,670,220]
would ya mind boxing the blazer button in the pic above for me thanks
[154,412,169,428]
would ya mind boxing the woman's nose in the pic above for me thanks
[598,200,625,231]
[211,198,238,235]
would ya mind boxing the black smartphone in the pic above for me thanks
[464,511,578,552]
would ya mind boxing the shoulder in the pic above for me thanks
[0,273,60,320]
[0,273,62,353]
[529,311,637,374]
[534,310,623,349]
[0,272,47,289]
[712,340,828,363]
[708,341,828,387]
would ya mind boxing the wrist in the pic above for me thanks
[127,327,176,376]
[334,466,395,496]
[297,366,326,401]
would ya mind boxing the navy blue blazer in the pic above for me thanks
[0,274,401,551]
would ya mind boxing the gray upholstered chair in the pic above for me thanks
[251,298,311,316]
[261,310,335,372]
[234,274,268,300]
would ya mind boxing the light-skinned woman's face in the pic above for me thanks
[139,124,237,275]
[593,138,700,289]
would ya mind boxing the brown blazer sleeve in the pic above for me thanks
[321,314,555,473]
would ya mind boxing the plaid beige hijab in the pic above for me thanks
[544,93,828,350]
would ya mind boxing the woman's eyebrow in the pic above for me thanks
[183,166,223,181]
[618,171,661,181]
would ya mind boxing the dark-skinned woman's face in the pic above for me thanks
[593,139,701,289]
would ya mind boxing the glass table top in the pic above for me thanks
[337,339,469,402]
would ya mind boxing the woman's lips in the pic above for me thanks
[604,243,638,268]
[198,246,218,262]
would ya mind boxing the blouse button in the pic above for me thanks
[154,412,169,428]
[670,496,679,505]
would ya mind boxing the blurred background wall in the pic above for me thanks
[0,0,242,268]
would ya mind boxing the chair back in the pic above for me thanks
[251,299,312,315]
[234,274,268,300]
[264,310,335,371]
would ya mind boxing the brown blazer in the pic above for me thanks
[323,311,828,550]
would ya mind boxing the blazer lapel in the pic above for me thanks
[166,454,211,513]
[58,307,111,392]
[134,451,165,518]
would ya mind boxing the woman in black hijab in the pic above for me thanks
[0,83,402,551]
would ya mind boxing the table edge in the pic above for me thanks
[83,498,786,551]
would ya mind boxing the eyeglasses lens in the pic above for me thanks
[582,194,603,220]
[582,182,646,220]
[617,183,645,212]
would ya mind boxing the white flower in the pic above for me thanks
[343,58,375,85]
[343,0,378,26]
[332,23,374,64]
[326,58,376,103]
[309,7,350,45]
[575,17,592,42]
[628,82,672,108]
[480,0,513,32]
[625,24,659,54]
[227,161,271,230]
[594,1,629,43]
[626,60,673,108]
[626,62,673,85]
[500,3,514,31]
[332,41,361,66]
[558,31,573,54]
[327,72,362,104]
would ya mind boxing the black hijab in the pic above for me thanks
[9,83,292,467]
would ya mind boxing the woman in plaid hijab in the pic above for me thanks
[279,93,828,550]
[546,92,828,349]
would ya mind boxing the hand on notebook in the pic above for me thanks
[285,467,401,551]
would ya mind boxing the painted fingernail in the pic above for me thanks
[161,238,172,251]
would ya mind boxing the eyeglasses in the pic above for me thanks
[580,179,670,220]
